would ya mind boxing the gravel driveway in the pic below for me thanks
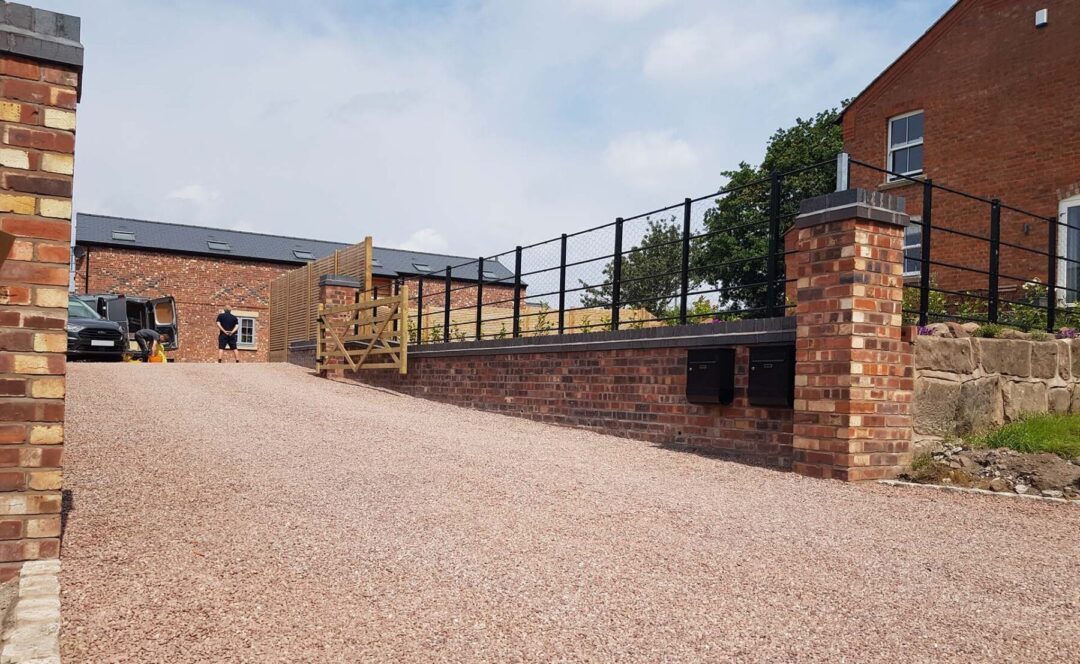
[61,363,1079,662]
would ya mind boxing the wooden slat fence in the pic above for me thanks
[267,237,372,362]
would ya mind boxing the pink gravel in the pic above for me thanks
[61,363,1080,662]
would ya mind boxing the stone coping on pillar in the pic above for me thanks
[318,274,363,288]
[0,2,82,66]
[793,188,909,230]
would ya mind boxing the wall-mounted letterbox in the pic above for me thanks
[748,345,795,407]
[686,348,735,405]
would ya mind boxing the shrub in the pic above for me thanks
[973,323,1004,338]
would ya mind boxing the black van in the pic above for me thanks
[77,293,179,356]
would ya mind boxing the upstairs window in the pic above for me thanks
[111,230,136,242]
[292,250,315,260]
[904,221,922,276]
[207,240,232,252]
[888,111,924,180]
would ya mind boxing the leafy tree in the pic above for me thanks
[580,217,693,319]
[697,106,845,314]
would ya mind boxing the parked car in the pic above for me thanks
[77,293,179,358]
[67,296,126,361]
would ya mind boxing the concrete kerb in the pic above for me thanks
[0,560,60,664]
[879,479,1078,505]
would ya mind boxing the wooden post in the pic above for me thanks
[399,285,409,374]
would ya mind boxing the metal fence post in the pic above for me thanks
[835,152,850,192]
[558,234,567,334]
[1047,215,1058,332]
[679,198,691,324]
[988,199,1001,323]
[443,267,452,342]
[512,246,522,338]
[475,257,484,341]
[611,218,623,331]
[765,171,782,316]
[918,180,933,327]
[416,276,424,345]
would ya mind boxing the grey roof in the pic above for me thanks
[74,213,513,282]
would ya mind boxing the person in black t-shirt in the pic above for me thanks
[216,307,240,363]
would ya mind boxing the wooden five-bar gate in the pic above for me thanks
[316,287,409,374]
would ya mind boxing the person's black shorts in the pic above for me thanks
[218,332,238,350]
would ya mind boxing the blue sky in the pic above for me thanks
[49,0,953,256]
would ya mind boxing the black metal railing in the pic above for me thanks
[352,159,838,345]
[847,158,1076,333]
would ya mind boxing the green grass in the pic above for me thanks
[966,413,1080,458]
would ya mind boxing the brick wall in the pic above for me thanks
[0,6,81,580]
[843,0,1080,293]
[74,246,292,362]
[293,320,796,468]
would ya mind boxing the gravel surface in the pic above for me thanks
[61,363,1080,663]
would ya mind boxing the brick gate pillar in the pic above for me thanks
[0,4,83,579]
[788,190,913,481]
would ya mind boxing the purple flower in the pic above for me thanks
[1056,327,1077,339]
[916,325,933,336]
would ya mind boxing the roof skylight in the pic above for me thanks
[111,230,136,242]
[293,250,315,260]
[207,241,232,252]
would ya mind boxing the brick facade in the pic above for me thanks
[790,191,913,480]
[0,7,81,580]
[843,0,1080,294]
[74,246,290,362]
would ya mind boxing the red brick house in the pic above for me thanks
[842,0,1080,301]
[73,214,514,362]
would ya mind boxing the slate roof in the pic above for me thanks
[74,213,513,282]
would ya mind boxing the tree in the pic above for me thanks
[580,216,691,320]
[697,106,845,314]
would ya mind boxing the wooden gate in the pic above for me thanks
[317,286,408,374]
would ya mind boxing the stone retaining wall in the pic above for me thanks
[913,335,1080,450]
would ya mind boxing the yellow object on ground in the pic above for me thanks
[148,346,167,363]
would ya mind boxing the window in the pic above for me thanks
[412,262,431,272]
[888,111,924,180]
[371,258,382,267]
[1060,196,1080,303]
[903,221,922,276]
[237,317,256,348]
[111,230,136,241]
[293,250,315,260]
[207,240,232,252]
[482,270,497,280]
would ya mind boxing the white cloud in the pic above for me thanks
[605,130,700,190]
[398,228,449,253]
[565,0,676,20]
[47,0,952,259]
[166,184,219,205]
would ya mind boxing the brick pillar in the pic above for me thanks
[788,189,913,481]
[317,275,362,378]
[0,5,82,580]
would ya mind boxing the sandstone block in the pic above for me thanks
[915,338,974,373]
[1031,342,1058,379]
[913,378,961,436]
[957,376,1003,434]
[1003,381,1047,421]
[978,339,1031,376]
[1056,340,1071,380]
[1049,387,1070,413]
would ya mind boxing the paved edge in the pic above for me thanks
[879,479,1079,505]
[0,560,60,664]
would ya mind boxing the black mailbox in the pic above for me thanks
[748,345,795,407]
[686,348,735,405]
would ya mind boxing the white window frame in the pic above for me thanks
[886,110,924,181]
[903,219,922,277]
[237,316,257,349]
[1057,194,1080,304]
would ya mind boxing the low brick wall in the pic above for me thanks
[291,320,796,468]
[913,335,1080,450]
